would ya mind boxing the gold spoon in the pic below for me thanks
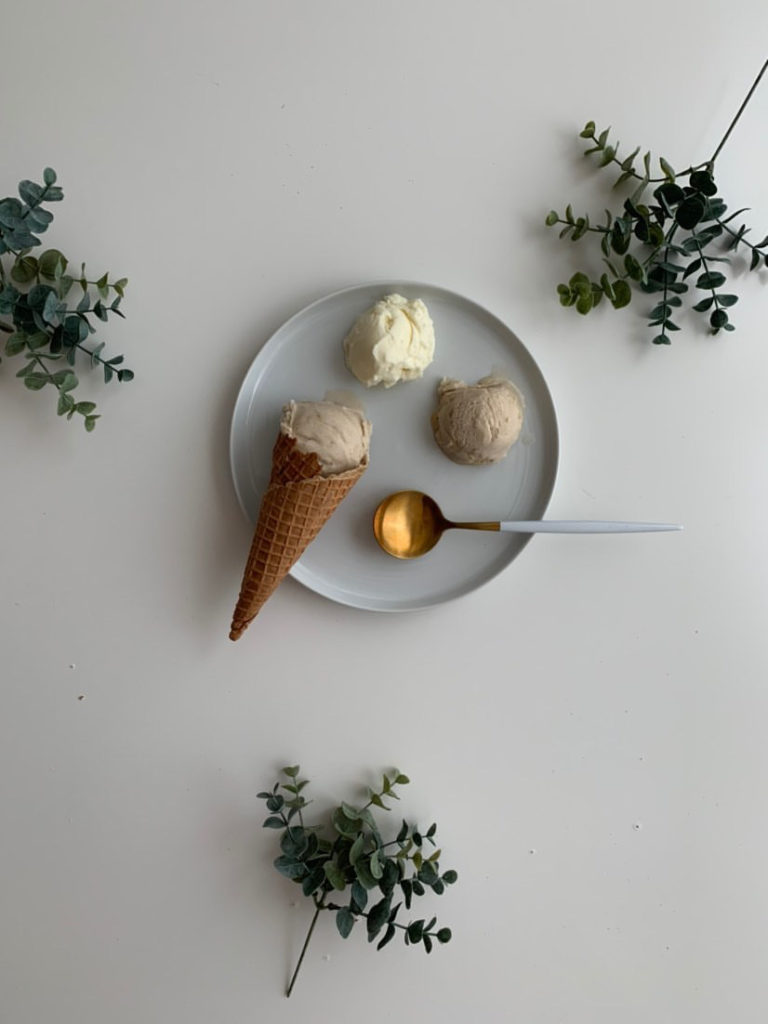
[373,490,682,559]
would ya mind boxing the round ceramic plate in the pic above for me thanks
[230,281,559,611]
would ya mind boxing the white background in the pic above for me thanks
[2,3,767,1021]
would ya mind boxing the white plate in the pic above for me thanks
[230,281,559,612]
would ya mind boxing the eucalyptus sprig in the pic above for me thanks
[259,765,457,997]
[0,167,132,430]
[546,60,768,344]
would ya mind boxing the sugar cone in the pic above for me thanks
[229,432,367,639]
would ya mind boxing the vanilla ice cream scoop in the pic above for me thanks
[342,293,435,388]
[430,374,524,465]
[280,399,371,476]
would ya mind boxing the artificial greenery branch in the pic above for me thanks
[259,766,457,998]
[546,59,768,344]
[0,168,132,430]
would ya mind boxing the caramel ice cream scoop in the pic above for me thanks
[430,374,524,465]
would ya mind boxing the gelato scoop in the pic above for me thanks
[281,399,371,476]
[430,374,524,465]
[342,293,435,388]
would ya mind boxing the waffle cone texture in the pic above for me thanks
[229,432,367,639]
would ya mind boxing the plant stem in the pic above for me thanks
[715,217,766,253]
[694,241,721,319]
[710,59,768,167]
[600,147,706,186]
[550,217,610,236]
[286,900,324,998]
[585,59,768,187]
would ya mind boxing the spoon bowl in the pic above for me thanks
[372,490,683,559]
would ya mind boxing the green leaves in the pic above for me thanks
[690,169,717,196]
[336,907,355,938]
[366,896,391,941]
[675,196,706,230]
[39,248,68,280]
[696,271,726,290]
[659,157,676,182]
[323,860,347,891]
[260,766,456,994]
[556,273,631,315]
[547,122,768,344]
[11,255,38,284]
[0,167,132,430]
[5,332,27,356]
[611,280,632,309]
[0,170,61,253]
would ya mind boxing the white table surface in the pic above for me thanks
[2,2,768,1021]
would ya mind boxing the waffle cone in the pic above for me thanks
[229,432,367,639]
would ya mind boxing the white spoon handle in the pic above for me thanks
[498,520,683,534]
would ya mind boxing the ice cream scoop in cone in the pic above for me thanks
[229,401,370,639]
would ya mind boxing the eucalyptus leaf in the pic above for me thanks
[0,197,23,226]
[376,924,396,951]
[274,856,306,880]
[39,248,67,280]
[610,280,631,309]
[11,256,38,284]
[42,290,60,324]
[659,156,676,180]
[350,881,368,912]
[336,907,355,939]
[369,849,384,880]
[57,393,75,416]
[348,834,365,866]
[690,169,718,196]
[366,896,391,941]
[354,858,377,890]
[27,331,50,351]
[5,333,27,356]
[696,271,726,290]
[18,180,43,206]
[280,827,308,858]
[323,861,347,891]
